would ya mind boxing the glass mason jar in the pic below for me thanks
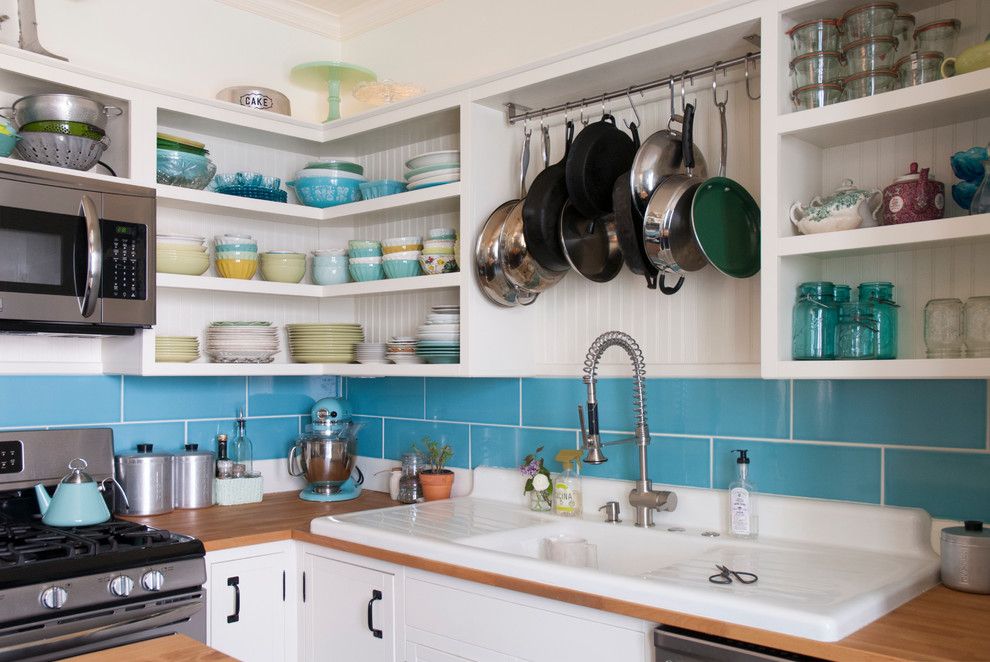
[527,487,553,511]
[964,296,990,358]
[858,281,898,359]
[924,298,964,358]
[792,281,837,360]
[837,302,878,359]
[834,284,851,304]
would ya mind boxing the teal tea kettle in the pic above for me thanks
[34,458,113,527]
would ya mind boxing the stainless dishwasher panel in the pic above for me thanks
[654,625,818,661]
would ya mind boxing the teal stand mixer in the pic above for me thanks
[288,398,364,502]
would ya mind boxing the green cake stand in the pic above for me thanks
[290,61,376,122]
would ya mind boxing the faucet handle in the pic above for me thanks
[599,501,621,523]
[577,405,588,445]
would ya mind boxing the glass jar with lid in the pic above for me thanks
[924,298,964,358]
[964,296,990,358]
[397,452,423,504]
[792,281,837,360]
[858,281,898,359]
[837,302,878,359]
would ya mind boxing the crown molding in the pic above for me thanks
[214,0,444,41]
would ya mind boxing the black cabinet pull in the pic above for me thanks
[367,589,383,639]
[226,576,240,624]
[282,570,286,602]
[302,571,306,603]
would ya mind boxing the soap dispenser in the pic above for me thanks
[729,449,758,539]
[553,450,583,517]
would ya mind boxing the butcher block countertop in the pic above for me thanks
[65,634,233,661]
[127,491,990,661]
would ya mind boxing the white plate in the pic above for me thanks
[407,175,459,191]
[404,150,460,171]
[406,167,460,184]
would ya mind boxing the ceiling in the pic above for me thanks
[215,0,443,39]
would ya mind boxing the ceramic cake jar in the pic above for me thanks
[881,162,945,225]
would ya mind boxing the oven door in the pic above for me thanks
[0,178,106,326]
[0,588,205,662]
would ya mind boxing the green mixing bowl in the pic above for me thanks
[19,120,105,141]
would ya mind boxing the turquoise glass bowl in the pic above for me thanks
[289,176,362,208]
[383,259,421,279]
[0,131,19,158]
[156,148,217,189]
[349,262,383,282]
[359,180,406,199]
[214,172,264,188]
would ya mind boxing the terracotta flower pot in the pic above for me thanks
[419,470,454,501]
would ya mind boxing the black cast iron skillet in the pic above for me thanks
[565,114,636,219]
[522,120,574,272]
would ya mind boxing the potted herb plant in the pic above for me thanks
[520,446,552,511]
[415,436,454,501]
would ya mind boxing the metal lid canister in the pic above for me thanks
[174,443,216,509]
[940,520,990,594]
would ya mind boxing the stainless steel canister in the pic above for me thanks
[174,443,215,509]
[941,520,990,594]
[114,443,174,515]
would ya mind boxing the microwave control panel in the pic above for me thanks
[102,221,147,300]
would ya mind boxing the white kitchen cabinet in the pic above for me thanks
[300,548,398,662]
[206,543,292,662]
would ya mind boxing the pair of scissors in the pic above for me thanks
[708,564,758,585]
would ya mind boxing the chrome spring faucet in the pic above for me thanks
[578,331,677,527]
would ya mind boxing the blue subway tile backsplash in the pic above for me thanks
[0,374,985,521]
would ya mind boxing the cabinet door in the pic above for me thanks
[302,553,395,662]
[209,552,287,662]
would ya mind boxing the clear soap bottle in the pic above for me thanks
[729,449,758,539]
[553,450,583,517]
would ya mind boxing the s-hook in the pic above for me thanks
[711,62,728,106]
[680,71,696,113]
[579,99,590,126]
[601,92,609,118]
[623,86,642,131]
[540,115,550,168]
[744,53,760,100]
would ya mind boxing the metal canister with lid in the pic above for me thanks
[941,520,990,594]
[174,443,215,509]
[113,443,174,516]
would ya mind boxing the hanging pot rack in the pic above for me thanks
[504,51,760,125]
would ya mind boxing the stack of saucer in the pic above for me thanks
[355,342,387,364]
[155,336,200,363]
[403,150,460,191]
[205,322,279,363]
[386,336,421,364]
[286,323,364,363]
[415,305,460,364]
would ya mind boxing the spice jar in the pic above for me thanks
[397,452,423,504]
[924,298,964,358]
[792,281,837,360]
[964,296,990,358]
[859,281,898,359]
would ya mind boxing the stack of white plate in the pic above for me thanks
[416,305,460,364]
[386,336,421,364]
[205,322,279,363]
[286,323,364,363]
[403,150,460,191]
[155,336,200,363]
[355,342,387,364]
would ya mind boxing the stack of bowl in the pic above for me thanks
[312,249,349,285]
[260,251,306,283]
[896,18,958,88]
[10,93,117,171]
[382,235,422,279]
[419,228,458,275]
[157,133,216,189]
[787,17,845,109]
[386,336,421,364]
[157,234,209,275]
[348,240,383,281]
[355,342,387,364]
[403,150,460,190]
[839,2,899,101]
[215,234,258,279]
[289,159,367,208]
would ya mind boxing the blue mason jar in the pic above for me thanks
[837,302,878,359]
[858,281,898,359]
[792,281,837,360]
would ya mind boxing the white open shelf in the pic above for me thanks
[156,272,462,298]
[141,360,463,377]
[776,69,990,148]
[778,214,990,257]
[778,358,990,380]
[0,156,134,187]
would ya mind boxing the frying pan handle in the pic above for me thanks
[644,272,657,289]
[629,122,640,149]
[659,275,684,295]
[564,120,574,156]
[682,103,695,173]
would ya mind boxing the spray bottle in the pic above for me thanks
[553,450,583,517]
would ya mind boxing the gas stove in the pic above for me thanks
[0,428,206,661]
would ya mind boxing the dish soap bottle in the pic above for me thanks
[729,449,758,539]
[553,450,583,517]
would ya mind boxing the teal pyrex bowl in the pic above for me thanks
[349,262,383,282]
[288,176,362,208]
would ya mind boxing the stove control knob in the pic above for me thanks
[40,586,68,609]
[109,575,134,597]
[141,570,165,592]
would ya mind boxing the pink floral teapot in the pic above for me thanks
[881,162,945,225]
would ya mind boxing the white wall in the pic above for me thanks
[2,0,341,122]
[342,0,728,93]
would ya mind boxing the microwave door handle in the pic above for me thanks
[78,194,102,318]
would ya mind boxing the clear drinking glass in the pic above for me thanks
[963,296,990,358]
[924,298,964,358]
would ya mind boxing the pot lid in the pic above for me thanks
[942,520,990,548]
[116,443,174,461]
[177,443,215,459]
[61,458,95,484]
[893,162,927,183]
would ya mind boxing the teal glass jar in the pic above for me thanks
[858,281,898,359]
[837,302,878,359]
[792,281,837,360]
[834,284,851,304]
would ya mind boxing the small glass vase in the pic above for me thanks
[527,489,552,511]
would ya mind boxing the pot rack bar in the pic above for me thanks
[504,51,760,125]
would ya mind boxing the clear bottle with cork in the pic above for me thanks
[728,449,758,539]
[215,433,232,478]
[553,450,583,517]
[231,410,255,477]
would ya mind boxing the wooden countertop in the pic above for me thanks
[65,634,233,661]
[130,492,990,661]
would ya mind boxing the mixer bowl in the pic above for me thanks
[288,436,356,494]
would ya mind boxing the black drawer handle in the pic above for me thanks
[227,576,240,624]
[367,589,383,639]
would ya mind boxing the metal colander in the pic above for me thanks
[15,132,108,171]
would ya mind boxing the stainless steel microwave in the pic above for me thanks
[0,162,155,335]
